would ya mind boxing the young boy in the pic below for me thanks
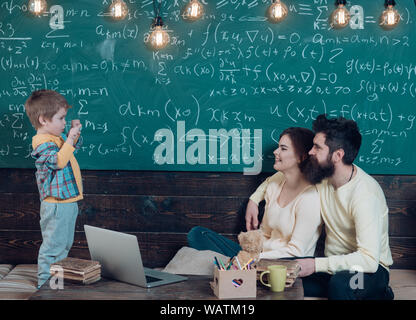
[25,89,83,288]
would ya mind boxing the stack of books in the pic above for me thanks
[50,257,101,285]
[256,259,301,287]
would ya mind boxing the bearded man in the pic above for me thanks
[246,114,394,300]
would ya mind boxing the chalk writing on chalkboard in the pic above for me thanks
[0,0,415,174]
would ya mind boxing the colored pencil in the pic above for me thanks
[214,257,222,270]
[235,256,242,270]
[242,258,253,270]
[218,258,226,270]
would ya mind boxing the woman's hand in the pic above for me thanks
[245,199,259,231]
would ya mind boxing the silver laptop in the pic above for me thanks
[84,225,187,288]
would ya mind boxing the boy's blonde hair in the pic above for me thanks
[25,89,71,129]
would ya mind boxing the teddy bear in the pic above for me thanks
[234,229,263,268]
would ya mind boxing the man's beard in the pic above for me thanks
[303,155,335,184]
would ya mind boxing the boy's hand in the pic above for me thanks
[71,119,81,129]
[66,121,82,146]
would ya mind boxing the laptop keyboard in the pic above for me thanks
[146,275,161,283]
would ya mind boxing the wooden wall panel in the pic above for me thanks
[0,169,415,269]
[1,169,416,199]
[0,193,247,233]
[0,193,413,236]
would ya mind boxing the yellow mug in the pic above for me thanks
[259,265,287,292]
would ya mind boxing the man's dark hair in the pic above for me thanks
[312,114,362,165]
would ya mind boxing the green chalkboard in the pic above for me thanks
[0,0,415,174]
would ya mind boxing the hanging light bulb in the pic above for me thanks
[266,0,288,23]
[330,0,350,29]
[28,0,47,16]
[147,17,170,50]
[109,0,128,20]
[183,0,204,21]
[380,0,400,30]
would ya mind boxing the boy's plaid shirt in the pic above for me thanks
[32,135,82,201]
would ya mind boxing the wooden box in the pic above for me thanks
[210,268,257,299]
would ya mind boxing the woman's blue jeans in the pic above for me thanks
[187,226,242,258]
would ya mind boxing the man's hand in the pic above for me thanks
[245,199,259,231]
[296,258,315,277]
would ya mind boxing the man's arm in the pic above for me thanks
[245,172,285,230]
[297,258,316,277]
[245,176,270,231]
[307,195,383,275]
[245,199,260,231]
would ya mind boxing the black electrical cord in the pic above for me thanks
[154,0,162,16]
[335,0,347,5]
[152,0,163,27]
